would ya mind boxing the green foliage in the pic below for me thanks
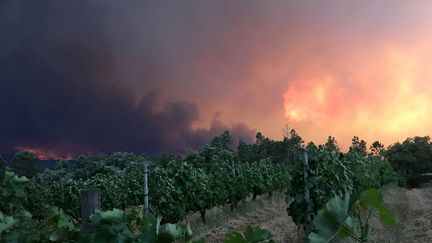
[286,150,354,229]
[146,159,291,223]
[10,151,39,178]
[384,136,432,187]
[225,226,274,243]
[347,153,397,197]
[23,152,291,224]
[308,193,353,243]
[308,189,395,243]
[1,171,205,243]
[0,155,5,182]
[349,136,368,157]
[86,208,197,243]
[71,153,146,180]
[286,149,397,231]
[87,208,134,241]
[322,136,340,154]
[0,206,80,242]
[2,171,30,211]
[9,131,294,223]
[369,141,385,158]
[356,189,395,226]
[0,129,418,242]
[211,131,234,151]
[0,171,79,242]
[185,144,236,172]
[237,130,303,165]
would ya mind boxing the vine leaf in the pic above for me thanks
[308,193,355,243]
[225,232,248,243]
[309,189,396,243]
[225,226,274,243]
[357,189,396,226]
[0,213,18,232]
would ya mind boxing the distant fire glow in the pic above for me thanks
[15,146,85,160]
[282,45,432,148]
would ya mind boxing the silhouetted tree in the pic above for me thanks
[323,136,340,153]
[10,151,39,178]
[384,136,432,187]
[237,140,257,163]
[255,132,272,161]
[0,154,5,182]
[369,141,385,158]
[283,129,304,164]
[349,136,367,157]
[210,131,233,151]
[54,160,71,170]
[153,153,180,167]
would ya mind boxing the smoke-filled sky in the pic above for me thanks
[1,0,432,158]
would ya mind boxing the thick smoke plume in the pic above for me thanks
[0,1,255,157]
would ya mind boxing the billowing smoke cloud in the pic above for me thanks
[2,0,432,156]
[98,0,432,148]
[0,1,255,157]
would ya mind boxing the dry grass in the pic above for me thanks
[186,192,305,242]
[369,186,432,243]
[185,187,432,242]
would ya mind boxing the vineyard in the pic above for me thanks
[1,131,432,242]
[24,159,291,223]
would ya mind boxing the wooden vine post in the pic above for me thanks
[144,162,149,215]
[231,160,236,176]
[230,160,237,210]
[80,189,101,235]
[60,179,64,204]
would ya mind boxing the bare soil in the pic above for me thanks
[196,186,432,242]
[195,196,305,242]
[369,186,432,243]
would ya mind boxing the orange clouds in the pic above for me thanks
[283,44,432,149]
[284,76,345,122]
[100,1,432,152]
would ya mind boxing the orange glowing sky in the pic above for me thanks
[170,1,431,149]
[128,1,432,150]
[189,42,432,150]
[282,44,432,148]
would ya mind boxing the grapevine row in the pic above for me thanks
[24,159,291,223]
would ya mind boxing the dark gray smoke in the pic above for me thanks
[0,1,255,156]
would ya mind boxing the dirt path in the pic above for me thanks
[197,187,432,242]
[196,199,305,242]
[370,186,432,243]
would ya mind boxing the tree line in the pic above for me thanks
[1,130,432,187]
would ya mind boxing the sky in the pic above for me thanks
[1,1,432,158]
